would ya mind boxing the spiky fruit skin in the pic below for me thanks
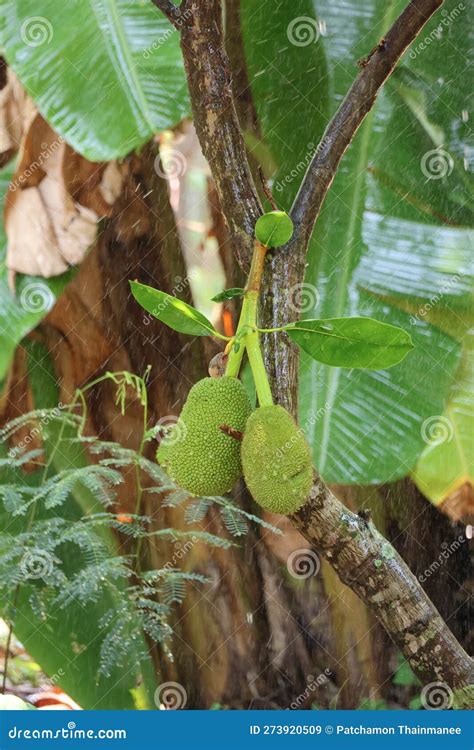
[157,377,252,496]
[241,405,312,514]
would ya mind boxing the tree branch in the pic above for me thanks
[151,0,182,29]
[169,0,473,689]
[292,475,473,689]
[263,0,445,417]
[290,0,444,249]
[179,0,262,271]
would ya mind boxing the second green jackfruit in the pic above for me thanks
[157,376,252,496]
[241,405,313,514]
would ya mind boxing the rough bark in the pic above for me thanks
[179,0,262,271]
[293,474,473,689]
[175,0,473,689]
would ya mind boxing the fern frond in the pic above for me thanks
[219,506,248,537]
[0,485,37,516]
[185,497,212,523]
[0,448,44,468]
[0,410,80,440]
[33,465,124,509]
[98,602,148,678]
[161,488,189,508]
[52,557,131,609]
[149,528,233,549]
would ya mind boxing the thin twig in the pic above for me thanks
[289,0,444,250]
[258,166,278,211]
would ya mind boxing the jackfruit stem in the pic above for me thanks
[225,239,274,406]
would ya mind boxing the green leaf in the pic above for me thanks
[255,211,294,247]
[242,0,471,484]
[0,163,72,384]
[283,317,413,369]
[130,280,223,338]
[0,0,189,161]
[412,332,474,506]
[211,287,245,303]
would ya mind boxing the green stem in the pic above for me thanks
[246,329,273,406]
[225,240,273,406]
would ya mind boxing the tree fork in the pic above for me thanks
[160,0,473,689]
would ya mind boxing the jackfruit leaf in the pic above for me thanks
[0,162,73,383]
[412,332,474,507]
[0,0,189,161]
[242,0,472,483]
[130,280,222,338]
[211,288,245,303]
[282,317,413,369]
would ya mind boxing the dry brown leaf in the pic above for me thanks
[439,482,474,523]
[4,111,123,280]
[0,66,36,164]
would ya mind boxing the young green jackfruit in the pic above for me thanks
[241,405,312,514]
[157,376,252,496]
